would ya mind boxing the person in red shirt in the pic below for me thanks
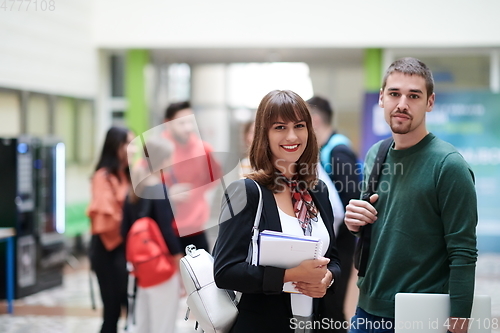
[163,101,221,253]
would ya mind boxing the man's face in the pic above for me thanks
[379,72,434,136]
[168,108,195,144]
[310,109,322,132]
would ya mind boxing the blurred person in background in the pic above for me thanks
[122,137,183,333]
[162,101,222,252]
[239,120,255,178]
[307,96,361,332]
[344,57,477,333]
[87,126,133,333]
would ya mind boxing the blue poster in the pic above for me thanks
[362,91,500,253]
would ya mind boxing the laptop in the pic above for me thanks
[395,293,491,333]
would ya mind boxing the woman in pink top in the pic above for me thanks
[87,126,133,333]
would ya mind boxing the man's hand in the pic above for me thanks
[447,317,469,333]
[344,194,379,232]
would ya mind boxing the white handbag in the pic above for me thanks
[179,180,263,333]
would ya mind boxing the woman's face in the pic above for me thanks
[268,117,308,177]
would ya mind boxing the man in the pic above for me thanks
[307,96,361,332]
[344,57,477,333]
[162,101,221,252]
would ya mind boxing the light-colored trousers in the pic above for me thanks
[130,273,180,333]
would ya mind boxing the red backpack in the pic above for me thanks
[126,216,176,288]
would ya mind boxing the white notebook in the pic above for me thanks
[258,230,323,293]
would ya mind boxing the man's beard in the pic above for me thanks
[390,111,412,134]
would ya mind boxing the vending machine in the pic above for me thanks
[0,136,39,298]
[32,137,66,292]
[0,136,65,299]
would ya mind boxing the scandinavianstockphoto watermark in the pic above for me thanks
[274,159,404,194]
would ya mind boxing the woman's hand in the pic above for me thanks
[294,269,333,298]
[284,257,329,285]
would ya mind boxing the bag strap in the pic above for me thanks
[357,137,393,277]
[126,274,138,330]
[138,198,152,219]
[250,179,263,266]
[362,137,394,200]
[233,179,262,304]
[218,178,262,265]
[320,133,352,174]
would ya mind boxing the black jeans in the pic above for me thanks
[89,235,128,333]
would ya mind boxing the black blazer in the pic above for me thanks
[213,179,341,333]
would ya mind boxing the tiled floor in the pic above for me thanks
[1,250,500,333]
[0,255,197,333]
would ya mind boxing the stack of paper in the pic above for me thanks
[258,230,323,293]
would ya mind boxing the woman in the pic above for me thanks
[213,90,341,333]
[87,126,133,333]
[121,137,183,333]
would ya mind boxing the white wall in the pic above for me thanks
[0,0,96,98]
[93,0,500,48]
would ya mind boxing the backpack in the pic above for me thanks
[126,200,176,288]
[180,246,239,333]
[320,133,363,180]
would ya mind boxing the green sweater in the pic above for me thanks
[358,133,478,319]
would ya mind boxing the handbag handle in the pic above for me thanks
[249,180,263,266]
[218,178,263,266]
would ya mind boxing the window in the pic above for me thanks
[0,91,20,136]
[227,62,314,109]
[167,63,191,102]
[76,100,94,164]
[110,54,125,98]
[27,94,50,136]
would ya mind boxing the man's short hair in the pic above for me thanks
[164,101,191,120]
[382,57,435,98]
[306,96,333,124]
